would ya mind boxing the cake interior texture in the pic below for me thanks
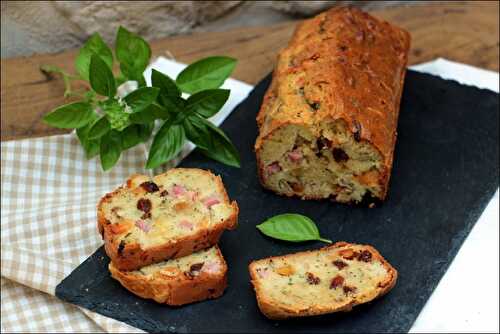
[258,120,383,203]
[100,169,235,249]
[129,246,224,278]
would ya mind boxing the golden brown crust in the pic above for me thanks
[109,246,228,305]
[97,168,239,271]
[255,7,411,201]
[248,241,398,320]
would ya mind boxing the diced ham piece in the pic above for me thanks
[135,220,151,233]
[186,190,198,201]
[172,184,186,197]
[256,267,270,279]
[288,149,303,162]
[202,195,220,208]
[266,162,281,175]
[179,219,194,230]
[203,261,221,274]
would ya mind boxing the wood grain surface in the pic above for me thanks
[1,1,498,141]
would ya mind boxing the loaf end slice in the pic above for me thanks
[109,245,227,305]
[249,242,397,319]
[255,7,411,204]
[98,168,238,271]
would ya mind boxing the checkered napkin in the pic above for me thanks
[0,58,252,333]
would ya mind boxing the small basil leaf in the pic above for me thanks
[123,87,159,112]
[116,26,151,84]
[100,130,122,171]
[89,55,116,97]
[101,99,129,131]
[76,113,101,159]
[256,214,332,243]
[120,123,154,150]
[129,103,169,124]
[186,89,229,118]
[146,122,185,169]
[188,116,240,167]
[158,94,186,113]
[88,116,111,139]
[176,56,237,94]
[42,101,95,129]
[151,69,180,98]
[75,32,113,81]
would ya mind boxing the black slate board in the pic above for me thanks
[56,70,499,333]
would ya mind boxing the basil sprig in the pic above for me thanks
[256,214,332,244]
[41,26,240,171]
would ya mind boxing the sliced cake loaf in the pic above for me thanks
[109,245,227,305]
[98,168,238,271]
[248,242,397,319]
[255,7,411,204]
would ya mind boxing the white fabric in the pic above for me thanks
[409,58,499,333]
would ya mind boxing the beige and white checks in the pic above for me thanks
[1,134,154,332]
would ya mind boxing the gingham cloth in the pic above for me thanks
[0,58,252,333]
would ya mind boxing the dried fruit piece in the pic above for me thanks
[339,248,358,260]
[332,260,348,270]
[140,181,160,193]
[306,272,321,285]
[330,275,345,289]
[343,285,357,295]
[137,198,152,213]
[332,148,349,162]
[357,250,372,262]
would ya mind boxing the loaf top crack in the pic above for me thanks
[98,168,238,270]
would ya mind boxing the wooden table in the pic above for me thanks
[1,1,498,141]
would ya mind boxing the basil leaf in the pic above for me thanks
[123,87,159,112]
[42,101,95,129]
[75,32,113,81]
[183,118,210,150]
[89,55,116,97]
[76,113,101,159]
[187,116,240,167]
[176,56,237,94]
[115,26,151,85]
[151,69,180,98]
[129,103,169,124]
[146,121,185,169]
[186,89,229,118]
[120,123,154,150]
[158,94,186,113]
[256,214,332,243]
[101,99,129,131]
[88,116,111,139]
[100,130,122,171]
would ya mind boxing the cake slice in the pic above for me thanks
[248,242,397,319]
[109,245,227,305]
[98,168,238,271]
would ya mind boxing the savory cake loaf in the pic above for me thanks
[109,246,227,305]
[255,7,411,204]
[249,242,397,319]
[98,168,238,271]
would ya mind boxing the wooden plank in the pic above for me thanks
[1,1,498,141]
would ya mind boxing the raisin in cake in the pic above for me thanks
[98,168,238,271]
[255,7,410,204]
[109,245,227,305]
[248,242,397,319]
